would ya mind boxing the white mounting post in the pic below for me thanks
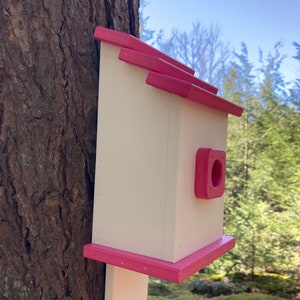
[105,265,148,300]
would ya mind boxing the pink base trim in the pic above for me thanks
[83,235,235,283]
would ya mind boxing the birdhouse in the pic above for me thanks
[84,26,244,283]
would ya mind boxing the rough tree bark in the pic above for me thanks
[0,0,139,299]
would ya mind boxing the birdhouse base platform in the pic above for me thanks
[83,235,235,283]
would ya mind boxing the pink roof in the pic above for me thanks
[94,26,244,117]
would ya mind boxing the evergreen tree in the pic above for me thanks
[245,42,300,274]
[219,43,260,276]
[289,42,300,109]
[211,42,300,276]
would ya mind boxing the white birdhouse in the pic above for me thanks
[84,26,243,283]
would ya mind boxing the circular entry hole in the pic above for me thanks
[211,159,223,187]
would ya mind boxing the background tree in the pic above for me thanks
[139,0,155,43]
[220,43,260,276]
[0,1,139,299]
[289,42,300,109]
[218,42,300,276]
[250,43,300,274]
[155,21,231,86]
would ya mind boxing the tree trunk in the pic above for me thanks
[0,1,139,299]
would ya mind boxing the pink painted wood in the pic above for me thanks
[194,148,226,199]
[118,48,218,94]
[146,71,244,117]
[94,26,195,75]
[83,236,235,283]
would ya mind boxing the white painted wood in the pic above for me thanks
[92,43,170,258]
[92,42,229,263]
[171,100,228,261]
[105,265,148,300]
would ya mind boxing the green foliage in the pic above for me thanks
[148,282,172,297]
[148,294,285,300]
[252,273,299,295]
[147,272,299,299]
[148,278,199,300]
[219,42,300,276]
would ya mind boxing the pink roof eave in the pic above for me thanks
[146,72,244,117]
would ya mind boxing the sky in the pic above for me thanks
[142,0,300,83]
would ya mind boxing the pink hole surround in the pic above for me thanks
[194,148,226,199]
